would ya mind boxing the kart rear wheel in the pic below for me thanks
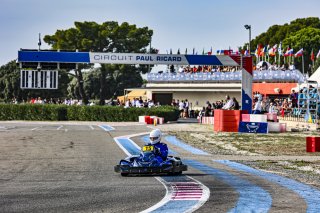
[121,173,129,177]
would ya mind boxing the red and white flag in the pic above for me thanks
[311,49,315,61]
[294,48,303,57]
[317,49,320,59]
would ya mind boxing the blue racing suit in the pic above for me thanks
[139,142,168,166]
[153,142,168,161]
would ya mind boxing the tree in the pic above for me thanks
[0,60,71,103]
[0,61,20,102]
[243,17,320,74]
[44,21,153,105]
[247,17,320,52]
[283,27,320,75]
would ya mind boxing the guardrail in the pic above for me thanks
[147,70,305,83]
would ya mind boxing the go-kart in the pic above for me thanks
[114,144,188,176]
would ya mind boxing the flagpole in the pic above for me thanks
[313,59,315,72]
[38,33,41,51]
[302,53,305,78]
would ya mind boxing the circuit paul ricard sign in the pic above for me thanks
[17,50,251,113]
[18,50,240,66]
[90,53,187,65]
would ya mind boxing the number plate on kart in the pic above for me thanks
[142,145,154,152]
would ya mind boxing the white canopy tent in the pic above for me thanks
[308,66,320,86]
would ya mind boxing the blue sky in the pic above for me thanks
[1,0,320,66]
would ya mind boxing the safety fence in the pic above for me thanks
[147,70,305,83]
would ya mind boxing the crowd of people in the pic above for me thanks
[11,96,161,108]
[162,61,297,74]
[123,97,160,108]
[11,84,317,120]
[251,90,300,116]
[169,96,240,120]
[255,62,296,71]
[12,97,86,105]
[175,65,240,73]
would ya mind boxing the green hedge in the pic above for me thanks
[0,104,179,122]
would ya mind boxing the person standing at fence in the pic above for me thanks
[252,98,262,114]
[199,107,205,124]
[184,99,189,118]
[179,100,185,118]
[222,95,234,110]
[231,97,240,110]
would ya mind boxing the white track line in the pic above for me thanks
[113,137,134,157]
[57,125,63,130]
[31,126,42,131]
[140,177,173,213]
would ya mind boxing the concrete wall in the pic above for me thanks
[172,91,241,110]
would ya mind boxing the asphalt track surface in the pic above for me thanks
[0,121,319,213]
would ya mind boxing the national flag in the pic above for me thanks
[259,45,269,56]
[272,44,278,52]
[270,44,277,56]
[224,50,232,55]
[284,48,293,57]
[268,48,275,56]
[257,44,263,56]
[317,49,320,58]
[294,48,303,57]
[265,44,269,55]
[208,47,212,55]
[244,49,249,56]
[311,49,315,61]
[260,45,269,56]
[254,46,258,57]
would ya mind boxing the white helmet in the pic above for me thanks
[149,129,162,144]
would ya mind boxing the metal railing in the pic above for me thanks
[147,69,305,83]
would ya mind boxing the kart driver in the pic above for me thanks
[147,129,168,162]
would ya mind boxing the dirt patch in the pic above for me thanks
[157,123,320,188]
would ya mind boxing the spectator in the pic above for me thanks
[184,99,189,118]
[171,99,176,107]
[289,62,295,70]
[222,95,234,110]
[268,102,277,114]
[252,98,262,114]
[125,99,130,108]
[199,107,206,123]
[135,98,141,108]
[179,100,185,118]
[231,97,240,110]
[205,101,212,116]
[148,100,155,108]
[290,90,298,108]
